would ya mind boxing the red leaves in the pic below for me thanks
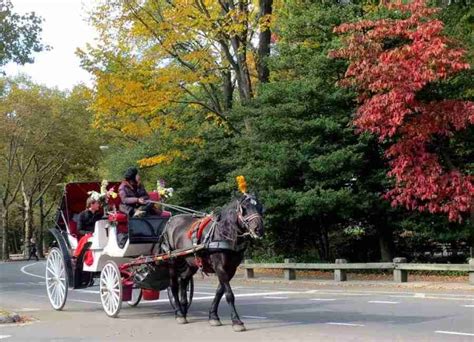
[332,0,474,221]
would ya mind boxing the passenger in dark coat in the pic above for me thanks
[77,197,102,236]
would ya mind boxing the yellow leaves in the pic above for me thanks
[258,14,272,31]
[138,149,186,167]
[121,121,152,138]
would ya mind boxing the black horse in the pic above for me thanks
[162,193,264,332]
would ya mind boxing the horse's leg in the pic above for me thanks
[215,266,245,332]
[169,267,187,324]
[208,282,224,326]
[179,277,189,317]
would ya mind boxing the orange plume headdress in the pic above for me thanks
[236,175,247,194]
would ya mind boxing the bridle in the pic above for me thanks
[236,195,263,239]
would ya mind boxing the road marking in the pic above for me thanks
[311,298,337,301]
[141,299,171,303]
[0,335,11,340]
[194,291,215,295]
[388,294,474,301]
[69,299,101,304]
[242,315,268,320]
[414,293,425,298]
[20,262,45,279]
[326,322,365,327]
[368,301,399,304]
[312,292,367,297]
[435,331,474,337]
[191,291,301,302]
[75,289,100,294]
[463,305,474,308]
[264,296,288,299]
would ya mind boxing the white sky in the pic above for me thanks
[3,0,97,90]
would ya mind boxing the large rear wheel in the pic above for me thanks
[45,247,68,310]
[100,261,122,318]
[167,277,194,311]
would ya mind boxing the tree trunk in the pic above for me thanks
[38,195,45,258]
[230,37,253,102]
[256,0,273,83]
[1,210,9,261]
[22,195,33,258]
[376,226,394,262]
[222,69,233,110]
[12,230,18,254]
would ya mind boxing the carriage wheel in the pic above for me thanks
[167,277,194,310]
[46,247,68,310]
[127,287,142,307]
[100,261,122,318]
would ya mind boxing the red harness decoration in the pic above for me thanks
[73,233,94,266]
[186,216,213,242]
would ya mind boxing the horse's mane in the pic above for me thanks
[214,199,240,242]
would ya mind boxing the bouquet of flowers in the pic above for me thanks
[156,179,174,200]
[87,180,118,210]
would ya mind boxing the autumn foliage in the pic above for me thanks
[332,0,474,221]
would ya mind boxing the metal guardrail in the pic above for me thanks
[242,258,474,285]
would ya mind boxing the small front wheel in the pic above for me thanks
[127,287,142,307]
[100,261,122,318]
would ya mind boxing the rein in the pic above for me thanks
[147,200,207,217]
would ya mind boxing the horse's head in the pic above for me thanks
[236,193,264,239]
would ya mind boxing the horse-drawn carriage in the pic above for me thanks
[46,180,264,331]
[46,181,194,317]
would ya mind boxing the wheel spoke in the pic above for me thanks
[46,266,55,276]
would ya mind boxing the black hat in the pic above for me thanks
[124,167,138,181]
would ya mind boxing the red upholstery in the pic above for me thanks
[160,211,172,218]
[107,191,122,211]
[148,191,161,202]
[73,233,94,266]
[108,211,129,234]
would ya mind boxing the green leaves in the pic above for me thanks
[0,0,47,68]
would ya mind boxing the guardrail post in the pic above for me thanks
[244,259,254,279]
[284,258,296,280]
[393,257,408,283]
[334,259,347,281]
[469,258,474,285]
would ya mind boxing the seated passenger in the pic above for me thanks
[74,196,102,264]
[119,167,159,217]
[77,197,103,236]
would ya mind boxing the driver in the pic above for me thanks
[118,167,155,217]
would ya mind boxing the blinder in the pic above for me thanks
[236,194,263,239]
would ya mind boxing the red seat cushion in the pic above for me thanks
[108,212,129,234]
[148,191,161,202]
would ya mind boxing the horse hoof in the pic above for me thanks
[176,317,188,324]
[232,324,246,332]
[209,319,222,327]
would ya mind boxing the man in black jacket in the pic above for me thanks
[77,197,102,236]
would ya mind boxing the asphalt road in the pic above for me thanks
[0,260,473,341]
